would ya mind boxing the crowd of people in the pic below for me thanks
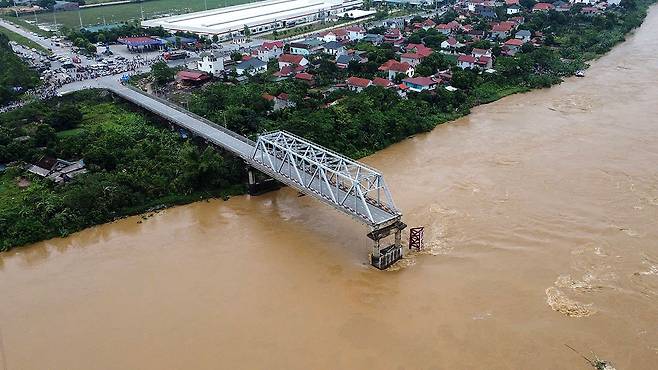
[1,45,167,113]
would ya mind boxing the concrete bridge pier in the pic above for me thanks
[246,165,281,195]
[368,220,407,270]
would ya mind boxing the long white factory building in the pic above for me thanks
[141,0,364,40]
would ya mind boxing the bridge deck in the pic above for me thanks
[110,84,256,160]
[105,83,400,228]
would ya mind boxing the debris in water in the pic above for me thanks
[545,287,596,317]
[565,344,616,370]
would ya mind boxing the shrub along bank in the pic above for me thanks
[0,90,244,251]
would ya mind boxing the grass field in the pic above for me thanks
[0,24,50,53]
[10,0,264,29]
[0,15,53,37]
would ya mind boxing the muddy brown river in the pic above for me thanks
[3,8,658,370]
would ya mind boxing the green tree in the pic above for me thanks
[150,61,176,86]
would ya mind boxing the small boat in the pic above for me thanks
[575,70,585,77]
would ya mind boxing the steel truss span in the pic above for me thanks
[251,131,401,228]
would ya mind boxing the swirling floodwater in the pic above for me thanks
[2,7,658,370]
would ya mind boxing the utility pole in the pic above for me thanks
[53,8,57,31]
[140,2,145,21]
[78,10,83,28]
[204,0,208,11]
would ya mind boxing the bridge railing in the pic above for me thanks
[123,84,256,147]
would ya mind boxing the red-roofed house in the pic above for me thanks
[346,76,372,92]
[274,64,306,79]
[176,70,210,85]
[384,28,405,45]
[476,55,493,69]
[406,43,433,57]
[458,54,477,69]
[319,28,349,42]
[503,38,524,55]
[437,21,461,35]
[278,54,309,69]
[295,72,315,85]
[346,25,366,41]
[400,52,426,67]
[378,59,415,80]
[420,19,436,30]
[491,21,517,39]
[532,2,555,12]
[581,6,600,15]
[372,77,393,88]
[402,77,438,92]
[471,48,492,59]
[440,37,464,53]
[273,92,296,110]
[470,49,493,68]
[254,41,284,61]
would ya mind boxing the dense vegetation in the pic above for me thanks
[0,33,39,105]
[187,80,462,159]
[0,91,244,251]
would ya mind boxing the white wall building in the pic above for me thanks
[142,0,364,40]
[197,51,225,75]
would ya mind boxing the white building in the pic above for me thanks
[197,51,225,75]
[141,0,364,40]
[253,41,285,62]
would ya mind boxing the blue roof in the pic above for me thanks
[336,54,362,64]
[323,41,343,49]
[237,58,267,69]
[0,164,6,172]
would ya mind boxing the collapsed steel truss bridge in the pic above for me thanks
[90,82,406,268]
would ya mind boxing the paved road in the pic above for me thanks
[59,76,256,160]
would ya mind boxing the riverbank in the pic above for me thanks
[0,90,245,251]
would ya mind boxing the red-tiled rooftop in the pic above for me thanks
[458,55,477,63]
[379,60,412,72]
[278,54,304,64]
[346,76,372,88]
[295,72,315,81]
[372,77,392,87]
[533,2,555,10]
[504,38,524,46]
[177,70,210,81]
[402,76,436,86]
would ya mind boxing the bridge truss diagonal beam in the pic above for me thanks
[251,131,401,228]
